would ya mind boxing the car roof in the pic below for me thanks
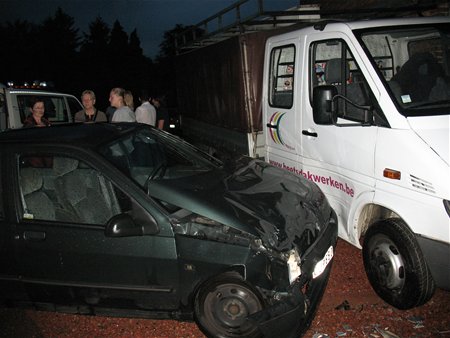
[0,123,142,149]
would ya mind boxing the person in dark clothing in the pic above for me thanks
[152,96,169,131]
[392,52,443,102]
[23,98,51,128]
[74,90,107,123]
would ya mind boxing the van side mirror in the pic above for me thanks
[313,85,338,125]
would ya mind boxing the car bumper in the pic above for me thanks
[250,210,338,337]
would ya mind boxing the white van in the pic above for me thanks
[0,86,82,131]
[263,17,449,309]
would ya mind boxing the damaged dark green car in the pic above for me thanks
[0,123,337,338]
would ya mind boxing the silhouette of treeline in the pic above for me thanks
[0,7,186,110]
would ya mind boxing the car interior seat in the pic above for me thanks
[325,58,369,119]
[325,58,348,87]
[20,167,56,221]
[53,157,118,224]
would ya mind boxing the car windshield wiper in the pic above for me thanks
[407,99,450,109]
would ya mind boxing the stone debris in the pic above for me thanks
[342,324,353,332]
[407,315,425,329]
[335,300,351,310]
[374,325,401,338]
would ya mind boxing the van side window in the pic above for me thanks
[311,39,387,126]
[0,92,5,131]
[67,96,82,120]
[17,95,70,124]
[269,45,295,108]
[0,153,3,220]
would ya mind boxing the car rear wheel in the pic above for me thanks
[194,273,264,338]
[362,218,435,309]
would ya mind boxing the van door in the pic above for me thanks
[301,36,382,244]
[264,41,300,173]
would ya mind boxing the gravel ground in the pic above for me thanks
[1,239,449,338]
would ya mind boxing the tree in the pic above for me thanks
[154,24,204,106]
[0,20,39,81]
[38,8,80,92]
[78,17,113,107]
[81,16,110,55]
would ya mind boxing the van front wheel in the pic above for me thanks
[362,218,435,309]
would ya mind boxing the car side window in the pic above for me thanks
[18,154,154,228]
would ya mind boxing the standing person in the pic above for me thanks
[23,98,51,127]
[152,96,169,131]
[110,88,136,122]
[135,90,156,126]
[124,90,135,111]
[105,106,116,122]
[74,90,107,123]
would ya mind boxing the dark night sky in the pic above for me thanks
[0,0,299,58]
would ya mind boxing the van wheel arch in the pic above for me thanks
[362,218,435,309]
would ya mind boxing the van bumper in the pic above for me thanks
[416,234,450,290]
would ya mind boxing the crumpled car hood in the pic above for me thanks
[148,156,332,251]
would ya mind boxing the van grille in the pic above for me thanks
[410,175,435,194]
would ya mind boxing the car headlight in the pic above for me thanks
[287,249,302,284]
[312,245,334,279]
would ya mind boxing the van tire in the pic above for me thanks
[362,218,435,309]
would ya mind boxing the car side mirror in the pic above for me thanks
[105,213,147,237]
[312,85,338,125]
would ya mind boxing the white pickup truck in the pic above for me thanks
[0,85,82,131]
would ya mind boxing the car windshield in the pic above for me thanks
[98,127,222,189]
[357,23,450,117]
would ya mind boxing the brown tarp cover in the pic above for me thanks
[175,31,273,133]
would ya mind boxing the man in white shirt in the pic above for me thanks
[135,90,156,126]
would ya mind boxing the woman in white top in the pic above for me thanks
[110,87,136,122]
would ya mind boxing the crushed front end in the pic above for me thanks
[248,208,338,338]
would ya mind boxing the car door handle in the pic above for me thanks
[23,231,46,242]
[302,130,318,137]
[266,123,277,129]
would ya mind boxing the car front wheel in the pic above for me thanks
[194,273,264,338]
[362,218,435,309]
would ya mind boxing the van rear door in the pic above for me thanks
[264,39,300,173]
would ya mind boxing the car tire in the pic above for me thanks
[362,218,435,309]
[194,272,264,338]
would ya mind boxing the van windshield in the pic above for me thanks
[357,23,450,117]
